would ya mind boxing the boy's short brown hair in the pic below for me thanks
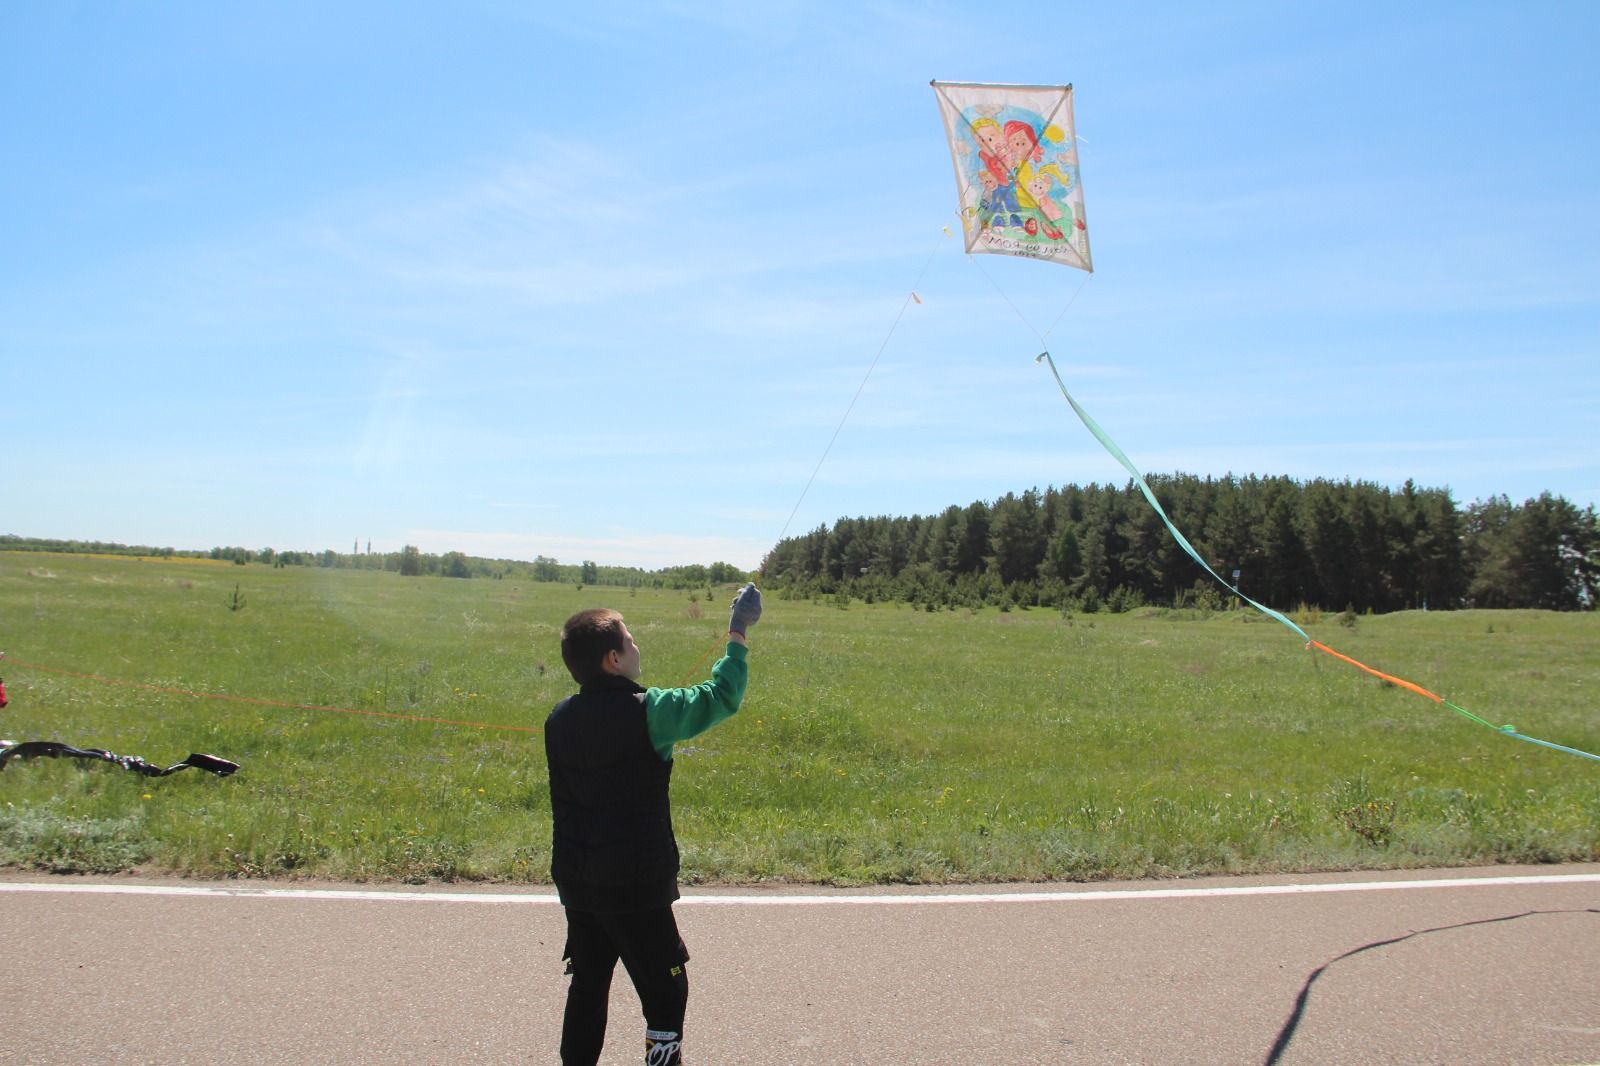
[560,608,627,685]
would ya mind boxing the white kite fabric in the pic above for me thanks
[932,81,1091,272]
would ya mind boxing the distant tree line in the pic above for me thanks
[757,476,1599,613]
[0,535,749,591]
[0,536,183,558]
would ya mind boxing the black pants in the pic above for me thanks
[561,905,690,1065]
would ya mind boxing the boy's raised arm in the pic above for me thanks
[644,584,761,759]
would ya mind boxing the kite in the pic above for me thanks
[930,80,1598,764]
[932,81,1091,271]
[0,740,239,778]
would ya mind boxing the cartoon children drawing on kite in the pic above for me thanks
[932,81,1093,270]
[971,117,1024,229]
[1004,119,1069,240]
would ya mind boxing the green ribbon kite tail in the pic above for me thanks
[1035,351,1309,642]
[1036,350,1600,764]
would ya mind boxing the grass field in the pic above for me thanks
[2,551,1596,884]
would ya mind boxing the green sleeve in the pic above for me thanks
[644,641,749,760]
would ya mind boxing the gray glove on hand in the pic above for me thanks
[728,582,762,637]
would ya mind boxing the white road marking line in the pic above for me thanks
[2,873,1597,906]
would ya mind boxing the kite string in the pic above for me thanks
[670,230,952,687]
[1034,351,1600,765]
[14,212,939,716]
[774,232,948,547]
[772,291,912,545]
[17,219,930,727]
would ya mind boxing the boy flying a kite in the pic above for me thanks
[545,583,763,1065]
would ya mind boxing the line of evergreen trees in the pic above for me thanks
[757,476,1599,613]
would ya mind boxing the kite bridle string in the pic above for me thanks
[970,253,1046,346]
[969,253,1092,350]
[1042,271,1093,343]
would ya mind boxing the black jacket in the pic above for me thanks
[545,674,679,912]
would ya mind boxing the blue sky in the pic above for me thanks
[4,2,1596,571]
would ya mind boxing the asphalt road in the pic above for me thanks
[3,865,1597,1065]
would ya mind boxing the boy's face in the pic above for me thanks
[605,621,643,681]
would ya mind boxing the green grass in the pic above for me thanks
[2,551,1596,884]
